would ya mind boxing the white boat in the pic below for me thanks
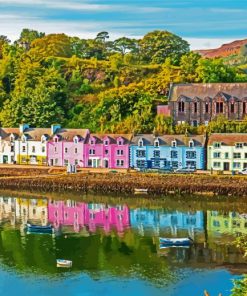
[159,237,193,247]
[134,188,148,194]
[56,259,72,268]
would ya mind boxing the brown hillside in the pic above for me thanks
[195,38,247,58]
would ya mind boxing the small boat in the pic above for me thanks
[134,188,148,194]
[26,223,54,234]
[56,259,72,268]
[159,237,193,247]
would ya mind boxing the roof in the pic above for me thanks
[169,83,247,102]
[0,128,20,140]
[86,134,132,144]
[131,134,205,147]
[55,129,89,141]
[23,128,51,141]
[208,133,247,146]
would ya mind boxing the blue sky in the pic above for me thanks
[0,0,247,49]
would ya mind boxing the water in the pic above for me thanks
[0,193,245,296]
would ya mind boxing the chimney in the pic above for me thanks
[19,123,29,134]
[51,124,61,135]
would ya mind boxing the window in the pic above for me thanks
[54,147,57,153]
[74,138,78,144]
[171,161,178,168]
[153,160,160,167]
[171,151,178,158]
[117,149,124,155]
[233,162,241,169]
[22,146,26,152]
[116,159,124,167]
[153,150,160,158]
[104,140,109,146]
[186,151,196,159]
[154,140,159,147]
[245,153,247,159]
[186,161,196,168]
[233,153,241,159]
[189,141,194,148]
[89,149,95,155]
[136,150,146,157]
[88,159,92,167]
[75,148,78,154]
[172,141,177,148]
[137,160,145,168]
[118,140,123,145]
[213,162,221,168]
[75,159,78,165]
[225,152,229,159]
[230,103,235,113]
[178,101,185,112]
[213,152,221,158]
[194,102,197,113]
[64,159,68,166]
[54,137,58,143]
[105,149,109,155]
[214,142,221,148]
[205,102,209,113]
[65,147,68,153]
[90,140,94,145]
[138,139,143,147]
[32,146,35,153]
[235,143,243,149]
[55,159,58,165]
[21,156,27,163]
[216,102,224,113]
[11,146,14,152]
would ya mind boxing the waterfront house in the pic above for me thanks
[130,134,205,170]
[207,133,247,172]
[169,83,247,126]
[0,128,20,164]
[47,127,89,167]
[15,124,51,165]
[84,134,132,169]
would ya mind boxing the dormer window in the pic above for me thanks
[236,143,243,149]
[214,142,221,148]
[21,135,26,143]
[90,139,94,145]
[73,136,79,144]
[54,136,59,143]
[189,140,194,148]
[118,139,123,145]
[138,139,143,147]
[10,134,15,142]
[104,140,109,146]
[154,139,159,148]
[41,135,47,143]
[172,140,177,148]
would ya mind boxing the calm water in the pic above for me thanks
[0,193,245,296]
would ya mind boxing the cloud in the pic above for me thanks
[185,37,236,50]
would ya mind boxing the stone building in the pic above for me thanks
[168,83,247,126]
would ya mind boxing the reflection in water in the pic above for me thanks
[0,195,245,295]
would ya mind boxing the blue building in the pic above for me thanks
[130,134,205,170]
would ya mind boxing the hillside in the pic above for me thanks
[195,38,247,58]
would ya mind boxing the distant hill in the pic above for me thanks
[195,38,247,58]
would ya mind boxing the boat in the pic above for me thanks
[26,223,54,234]
[134,188,148,194]
[56,259,72,268]
[159,237,193,247]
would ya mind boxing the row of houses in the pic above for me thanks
[1,123,247,172]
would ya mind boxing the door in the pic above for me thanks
[104,159,109,168]
[3,155,8,164]
[224,162,230,171]
[50,159,54,166]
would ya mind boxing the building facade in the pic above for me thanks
[207,133,247,171]
[130,134,205,170]
[84,134,132,169]
[47,127,89,167]
[169,83,247,126]
[0,128,20,164]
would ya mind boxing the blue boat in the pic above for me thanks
[159,237,193,247]
[26,223,54,234]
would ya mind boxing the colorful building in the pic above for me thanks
[207,133,247,172]
[130,134,205,170]
[84,134,132,169]
[0,128,20,164]
[47,127,89,167]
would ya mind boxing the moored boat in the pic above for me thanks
[159,237,193,247]
[56,259,72,268]
[134,188,148,194]
[26,223,54,234]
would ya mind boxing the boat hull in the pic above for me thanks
[26,224,53,234]
[56,259,72,268]
[159,237,192,246]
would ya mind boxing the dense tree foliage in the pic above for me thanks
[0,29,246,132]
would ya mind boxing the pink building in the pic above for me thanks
[84,134,132,169]
[48,200,130,235]
[47,126,89,167]
[157,105,171,116]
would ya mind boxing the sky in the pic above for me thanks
[0,0,247,49]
